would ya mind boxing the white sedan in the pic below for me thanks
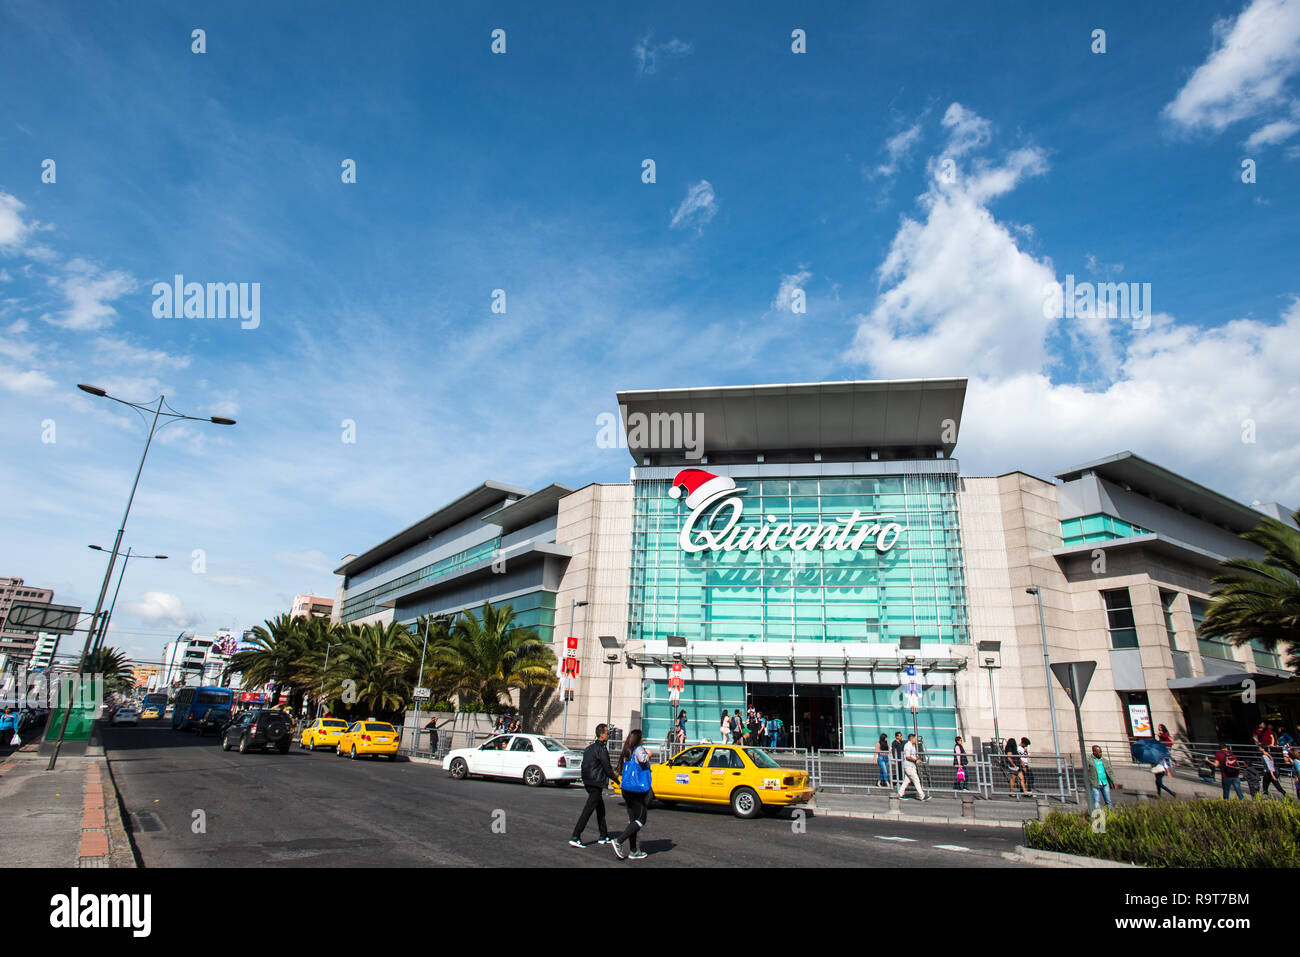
[111,707,139,726]
[443,733,584,787]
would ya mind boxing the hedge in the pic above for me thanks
[1025,798,1300,867]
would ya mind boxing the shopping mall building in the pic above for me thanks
[334,378,1298,755]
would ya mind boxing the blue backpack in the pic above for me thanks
[621,749,652,793]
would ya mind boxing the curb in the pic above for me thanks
[1003,845,1139,868]
[80,757,136,869]
[810,805,1030,829]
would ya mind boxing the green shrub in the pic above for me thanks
[1025,798,1300,867]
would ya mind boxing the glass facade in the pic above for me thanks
[504,590,557,644]
[1190,597,1233,661]
[1102,588,1139,649]
[1061,513,1149,546]
[629,473,968,644]
[342,537,501,623]
[631,471,966,747]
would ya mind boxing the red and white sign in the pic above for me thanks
[566,636,578,651]
[561,657,580,676]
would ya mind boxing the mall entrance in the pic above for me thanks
[748,683,842,751]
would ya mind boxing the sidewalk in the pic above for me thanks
[0,743,135,868]
[811,789,1042,828]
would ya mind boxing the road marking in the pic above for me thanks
[875,835,916,842]
[934,844,970,852]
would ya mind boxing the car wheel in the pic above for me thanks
[220,735,231,751]
[388,753,397,762]
[524,765,545,787]
[350,745,358,760]
[238,735,250,754]
[449,757,468,780]
[730,787,761,819]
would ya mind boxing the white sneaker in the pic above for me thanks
[568,839,585,848]
[613,840,627,860]
[628,849,647,860]
[597,836,615,845]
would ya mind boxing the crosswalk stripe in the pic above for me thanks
[875,835,917,842]
[934,844,970,852]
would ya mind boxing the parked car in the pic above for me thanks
[111,706,139,727]
[611,743,813,819]
[194,708,232,737]
[141,707,161,720]
[443,733,583,787]
[220,709,292,754]
[336,720,402,761]
[300,717,349,752]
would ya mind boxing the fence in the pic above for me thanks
[1091,736,1300,791]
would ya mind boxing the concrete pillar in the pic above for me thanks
[961,793,976,819]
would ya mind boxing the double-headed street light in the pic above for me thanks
[48,385,235,770]
[88,545,167,659]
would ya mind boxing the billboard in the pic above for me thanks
[5,601,81,635]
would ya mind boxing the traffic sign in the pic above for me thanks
[1050,661,1096,706]
[413,687,431,700]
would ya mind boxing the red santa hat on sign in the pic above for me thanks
[667,468,737,510]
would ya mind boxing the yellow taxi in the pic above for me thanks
[614,743,813,818]
[300,717,350,752]
[336,720,401,761]
[141,707,161,720]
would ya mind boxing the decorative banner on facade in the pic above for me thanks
[667,468,905,555]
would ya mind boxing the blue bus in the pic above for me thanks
[171,686,234,730]
[142,692,169,715]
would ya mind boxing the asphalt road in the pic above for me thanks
[104,721,1028,868]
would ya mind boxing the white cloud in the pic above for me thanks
[92,336,191,370]
[771,269,812,313]
[669,180,717,232]
[940,102,993,157]
[1245,117,1300,146]
[43,259,135,331]
[0,191,32,251]
[274,549,336,575]
[874,122,924,178]
[0,366,56,394]
[850,102,1300,507]
[124,591,200,629]
[1164,0,1300,133]
[634,32,692,76]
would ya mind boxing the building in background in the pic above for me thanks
[0,576,55,663]
[291,594,334,619]
[334,378,1298,752]
[161,631,237,688]
[132,663,162,689]
[28,633,61,671]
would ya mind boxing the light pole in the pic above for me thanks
[666,635,687,749]
[562,600,588,741]
[977,640,1002,746]
[88,545,167,659]
[1027,586,1065,801]
[598,635,622,732]
[317,641,342,719]
[49,385,234,770]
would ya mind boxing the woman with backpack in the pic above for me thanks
[1212,744,1245,799]
[614,729,652,861]
[1004,737,1027,796]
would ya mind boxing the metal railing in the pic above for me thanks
[812,750,1080,803]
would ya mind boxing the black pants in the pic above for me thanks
[1023,766,1035,791]
[571,785,609,840]
[1263,772,1285,796]
[617,790,649,850]
[1154,772,1176,797]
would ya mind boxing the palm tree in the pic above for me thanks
[327,620,421,722]
[87,646,134,696]
[1202,509,1300,673]
[225,613,309,703]
[431,601,558,718]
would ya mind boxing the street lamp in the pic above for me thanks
[317,641,343,719]
[977,640,1002,746]
[598,635,622,732]
[49,385,235,770]
[1027,585,1065,801]
[666,635,687,747]
[88,545,167,659]
[561,600,588,741]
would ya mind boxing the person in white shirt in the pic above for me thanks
[898,733,931,801]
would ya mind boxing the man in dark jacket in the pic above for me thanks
[569,724,617,848]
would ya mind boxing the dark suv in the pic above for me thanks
[221,709,292,754]
[195,708,232,738]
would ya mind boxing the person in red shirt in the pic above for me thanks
[1257,724,1275,749]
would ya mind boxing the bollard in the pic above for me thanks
[888,795,900,815]
[1036,798,1051,822]
[961,792,976,819]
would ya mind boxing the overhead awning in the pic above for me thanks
[1169,672,1298,693]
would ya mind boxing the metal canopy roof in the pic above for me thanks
[1054,451,1269,533]
[615,378,966,460]
[334,481,531,577]
[482,483,575,532]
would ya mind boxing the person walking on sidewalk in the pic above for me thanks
[1004,738,1027,796]
[1260,747,1287,798]
[613,729,653,860]
[1087,745,1116,809]
[1152,756,1176,798]
[875,733,891,787]
[720,711,731,744]
[897,733,930,801]
[424,718,440,755]
[570,724,617,848]
[1019,737,1034,793]
[1212,744,1245,800]
[953,736,969,791]
[0,708,18,752]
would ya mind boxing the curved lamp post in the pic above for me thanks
[87,545,167,659]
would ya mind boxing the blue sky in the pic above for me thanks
[2,0,1298,662]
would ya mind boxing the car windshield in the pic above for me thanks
[743,749,783,769]
[538,738,567,752]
